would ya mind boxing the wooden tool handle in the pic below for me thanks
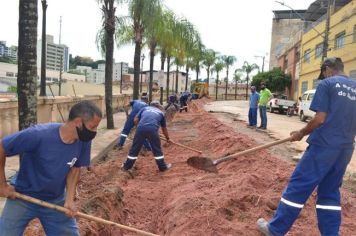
[214,137,292,165]
[14,192,159,236]
[159,136,202,154]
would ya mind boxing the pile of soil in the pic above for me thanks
[25,98,356,235]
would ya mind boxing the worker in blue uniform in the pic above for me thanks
[179,91,191,113]
[121,101,172,172]
[165,94,179,111]
[257,57,356,236]
[116,95,151,151]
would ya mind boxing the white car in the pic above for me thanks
[269,94,296,114]
[299,89,316,121]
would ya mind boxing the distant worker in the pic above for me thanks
[179,91,191,113]
[257,58,356,236]
[258,82,272,129]
[121,101,172,172]
[165,93,179,112]
[0,101,102,235]
[116,95,151,151]
[247,86,260,128]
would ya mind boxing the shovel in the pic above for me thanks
[160,135,202,154]
[187,137,292,173]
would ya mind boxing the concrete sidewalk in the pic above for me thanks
[1,111,127,212]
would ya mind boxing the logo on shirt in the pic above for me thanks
[67,158,77,168]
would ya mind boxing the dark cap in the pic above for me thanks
[318,57,344,80]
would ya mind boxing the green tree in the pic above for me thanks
[18,0,38,130]
[222,55,237,100]
[202,49,217,94]
[97,0,119,129]
[251,68,291,93]
[212,59,224,100]
[233,71,242,100]
[237,61,259,100]
[7,86,17,93]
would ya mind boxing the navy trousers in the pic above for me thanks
[268,145,354,236]
[248,107,258,126]
[123,127,169,171]
[118,116,151,150]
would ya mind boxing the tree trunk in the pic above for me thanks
[175,66,178,94]
[166,56,171,101]
[18,0,38,131]
[225,68,229,100]
[235,80,237,100]
[39,0,47,96]
[185,66,189,91]
[160,52,165,104]
[133,41,142,100]
[206,67,210,95]
[195,64,199,81]
[149,47,155,102]
[245,75,249,101]
[215,74,219,100]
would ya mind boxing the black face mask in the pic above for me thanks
[76,122,97,142]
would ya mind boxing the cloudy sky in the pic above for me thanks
[1,0,314,77]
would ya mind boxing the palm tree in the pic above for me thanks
[212,60,225,100]
[97,0,117,129]
[18,0,38,130]
[233,71,242,100]
[115,0,162,99]
[185,57,195,91]
[222,55,237,100]
[202,49,216,94]
[237,61,259,100]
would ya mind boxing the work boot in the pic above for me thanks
[161,163,172,172]
[257,218,273,236]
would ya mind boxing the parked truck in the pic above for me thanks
[268,94,296,114]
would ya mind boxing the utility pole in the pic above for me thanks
[255,55,266,72]
[40,0,47,96]
[59,55,63,96]
[59,16,62,44]
[321,0,332,63]
[120,62,123,94]
[140,53,145,93]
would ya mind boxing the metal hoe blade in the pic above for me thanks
[186,156,218,173]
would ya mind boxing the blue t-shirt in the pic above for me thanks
[2,123,91,200]
[129,100,147,119]
[136,106,166,132]
[180,93,189,102]
[249,92,260,108]
[169,94,177,103]
[307,75,356,148]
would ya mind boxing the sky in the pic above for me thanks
[1,0,315,78]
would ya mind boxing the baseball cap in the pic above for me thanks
[317,57,344,80]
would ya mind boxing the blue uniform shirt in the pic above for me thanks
[129,100,147,119]
[136,106,166,132]
[169,94,177,103]
[307,75,356,148]
[249,92,260,108]
[2,123,91,200]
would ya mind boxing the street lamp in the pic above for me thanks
[140,53,145,93]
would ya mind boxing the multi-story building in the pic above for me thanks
[299,0,355,95]
[269,10,306,70]
[0,41,18,61]
[37,35,69,72]
[76,62,128,84]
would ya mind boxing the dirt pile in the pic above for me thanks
[24,98,356,235]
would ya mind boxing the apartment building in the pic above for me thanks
[0,41,18,61]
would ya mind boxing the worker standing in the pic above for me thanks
[258,82,272,130]
[257,58,356,236]
[116,95,151,151]
[0,101,102,235]
[121,101,172,172]
[247,86,260,127]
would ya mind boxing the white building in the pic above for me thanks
[0,41,18,61]
[76,62,128,84]
[142,70,191,92]
[37,35,69,72]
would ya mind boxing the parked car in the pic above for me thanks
[268,94,296,114]
[299,89,316,121]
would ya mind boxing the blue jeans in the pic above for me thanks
[0,195,79,236]
[259,106,267,128]
[248,107,258,126]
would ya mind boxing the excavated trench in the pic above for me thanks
[25,98,356,235]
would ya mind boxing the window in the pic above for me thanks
[354,25,356,43]
[313,79,320,89]
[335,31,345,49]
[307,93,314,101]
[303,49,311,62]
[301,81,308,94]
[315,43,323,58]
[6,72,14,77]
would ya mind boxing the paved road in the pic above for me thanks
[205,100,356,173]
